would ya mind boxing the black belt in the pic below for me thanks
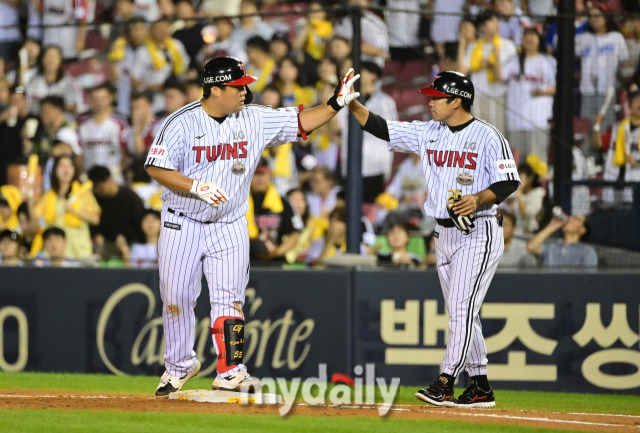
[168,208,213,224]
[436,218,456,228]
[437,214,503,228]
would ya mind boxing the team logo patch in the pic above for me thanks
[456,172,474,186]
[164,222,181,231]
[496,159,518,174]
[231,161,246,175]
[434,231,439,238]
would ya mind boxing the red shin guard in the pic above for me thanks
[210,316,244,374]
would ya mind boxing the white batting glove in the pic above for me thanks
[190,179,230,206]
[327,68,360,111]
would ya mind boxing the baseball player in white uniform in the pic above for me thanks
[349,71,520,407]
[145,56,359,397]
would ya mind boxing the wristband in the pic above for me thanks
[190,179,199,194]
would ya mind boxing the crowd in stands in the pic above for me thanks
[0,0,639,269]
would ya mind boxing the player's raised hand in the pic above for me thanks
[190,179,230,206]
[328,68,360,111]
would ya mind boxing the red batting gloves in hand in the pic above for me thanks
[190,179,230,206]
[327,68,360,111]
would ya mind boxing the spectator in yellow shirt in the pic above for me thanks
[292,1,333,84]
[0,185,21,231]
[33,155,100,261]
[276,56,316,109]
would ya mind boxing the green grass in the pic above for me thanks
[2,371,639,415]
[0,409,593,433]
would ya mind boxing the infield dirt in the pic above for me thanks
[1,389,639,432]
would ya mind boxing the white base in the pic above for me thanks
[169,389,282,404]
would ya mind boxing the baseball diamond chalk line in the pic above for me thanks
[453,412,627,428]
[0,395,140,399]
[1,394,637,428]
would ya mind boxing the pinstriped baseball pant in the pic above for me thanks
[434,217,503,378]
[158,211,250,377]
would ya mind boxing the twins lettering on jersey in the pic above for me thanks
[425,150,478,169]
[192,142,248,162]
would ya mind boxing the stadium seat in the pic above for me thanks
[84,28,110,52]
[380,60,402,87]
[261,2,306,27]
[573,117,592,142]
[397,88,428,121]
[398,59,433,89]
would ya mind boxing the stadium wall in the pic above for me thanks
[0,267,638,394]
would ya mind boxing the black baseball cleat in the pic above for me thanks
[415,375,455,407]
[454,381,496,408]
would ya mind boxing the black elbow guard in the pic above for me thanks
[362,112,390,141]
[488,180,520,204]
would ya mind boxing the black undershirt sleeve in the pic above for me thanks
[362,111,390,141]
[488,180,520,204]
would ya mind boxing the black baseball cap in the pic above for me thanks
[0,229,19,243]
[202,56,257,87]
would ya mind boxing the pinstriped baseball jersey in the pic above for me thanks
[145,100,299,221]
[147,99,299,380]
[386,117,520,218]
[384,113,519,394]
[78,112,131,176]
[502,54,556,131]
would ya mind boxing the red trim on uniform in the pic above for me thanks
[297,104,307,140]
[225,75,257,86]
[418,87,450,98]
[113,113,130,158]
